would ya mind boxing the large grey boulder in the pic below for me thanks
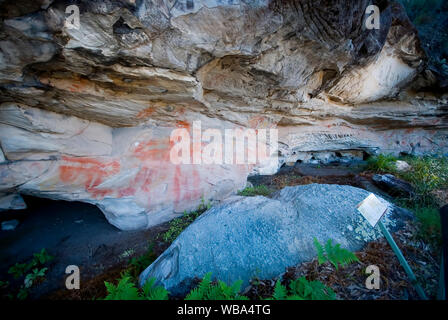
[139,184,412,296]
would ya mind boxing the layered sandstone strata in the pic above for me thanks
[0,0,446,229]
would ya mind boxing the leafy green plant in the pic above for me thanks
[104,276,141,300]
[269,277,336,300]
[271,280,290,300]
[127,242,157,279]
[8,248,54,280]
[0,280,9,289]
[185,272,249,300]
[16,287,29,300]
[366,155,447,246]
[32,248,54,265]
[141,277,169,300]
[237,185,273,197]
[119,249,135,260]
[161,198,211,243]
[414,206,442,246]
[398,156,448,206]
[24,268,47,288]
[8,262,32,279]
[6,248,54,300]
[161,210,201,243]
[198,197,212,211]
[314,238,359,270]
[104,275,169,300]
[366,154,397,173]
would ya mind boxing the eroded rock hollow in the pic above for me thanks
[0,0,447,230]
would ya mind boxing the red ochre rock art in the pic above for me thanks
[0,1,447,229]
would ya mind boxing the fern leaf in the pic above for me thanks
[104,276,141,300]
[142,277,169,300]
[313,237,327,265]
[315,238,359,270]
[186,272,212,300]
[272,280,287,300]
[185,287,204,300]
[186,273,248,300]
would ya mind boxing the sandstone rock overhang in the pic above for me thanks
[0,0,447,230]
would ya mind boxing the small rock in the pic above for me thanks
[394,160,411,172]
[0,193,27,212]
[1,219,19,231]
[372,174,415,197]
[244,181,253,189]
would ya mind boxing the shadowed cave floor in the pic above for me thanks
[0,196,170,299]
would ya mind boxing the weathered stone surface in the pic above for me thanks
[0,106,252,230]
[0,0,447,229]
[139,184,411,295]
[372,173,415,197]
[0,193,26,211]
[0,103,112,160]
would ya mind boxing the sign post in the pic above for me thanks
[357,193,428,300]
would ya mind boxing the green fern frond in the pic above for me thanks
[185,287,204,300]
[272,280,288,300]
[104,276,141,300]
[313,238,359,270]
[289,277,336,300]
[185,273,248,300]
[270,277,335,300]
[313,237,326,264]
[142,277,169,300]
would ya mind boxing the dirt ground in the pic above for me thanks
[0,163,442,300]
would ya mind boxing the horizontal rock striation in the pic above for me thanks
[0,0,447,229]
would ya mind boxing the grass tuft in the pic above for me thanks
[237,185,273,197]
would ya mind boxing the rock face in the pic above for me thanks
[0,0,447,229]
[0,193,26,211]
[139,184,412,295]
[372,173,415,197]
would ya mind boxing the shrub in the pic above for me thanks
[162,210,202,243]
[161,198,211,243]
[398,156,448,206]
[365,154,397,173]
[24,268,48,289]
[414,206,442,247]
[8,248,53,279]
[33,249,54,265]
[6,248,54,300]
[237,185,273,197]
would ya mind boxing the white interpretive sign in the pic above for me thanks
[356,193,388,227]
